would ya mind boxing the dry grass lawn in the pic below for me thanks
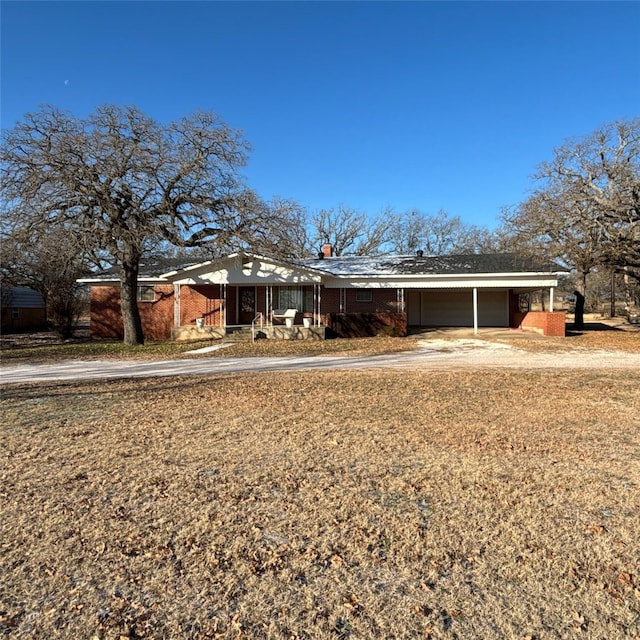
[0,336,418,364]
[2,369,640,639]
[491,325,640,354]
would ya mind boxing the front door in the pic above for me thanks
[238,286,256,324]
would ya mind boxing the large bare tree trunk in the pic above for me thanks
[120,260,144,345]
[573,270,588,330]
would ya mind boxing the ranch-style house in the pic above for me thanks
[81,247,568,341]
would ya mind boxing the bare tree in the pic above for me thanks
[535,119,640,278]
[503,196,603,329]
[309,205,393,256]
[388,208,485,255]
[244,196,311,258]
[386,209,425,254]
[0,222,88,337]
[1,105,255,344]
[455,225,514,254]
[506,118,640,326]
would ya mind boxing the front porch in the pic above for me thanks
[174,283,324,331]
[172,323,327,342]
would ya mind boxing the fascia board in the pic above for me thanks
[169,254,323,285]
[78,277,169,285]
[322,274,560,288]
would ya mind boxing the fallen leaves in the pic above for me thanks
[1,369,639,638]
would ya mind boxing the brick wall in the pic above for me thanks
[345,289,399,313]
[320,288,340,312]
[323,312,407,338]
[90,286,124,339]
[90,285,175,342]
[318,288,401,314]
[179,285,223,327]
[514,311,566,336]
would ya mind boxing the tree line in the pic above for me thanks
[1,105,638,343]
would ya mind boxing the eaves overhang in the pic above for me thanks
[321,271,563,289]
[77,276,169,286]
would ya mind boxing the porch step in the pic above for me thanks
[222,325,326,342]
[223,326,257,342]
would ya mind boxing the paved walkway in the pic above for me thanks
[2,340,639,385]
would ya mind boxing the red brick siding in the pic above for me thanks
[90,285,175,341]
[323,312,407,337]
[514,311,566,336]
[345,289,399,313]
[90,286,124,339]
[320,288,340,313]
[317,288,400,314]
[180,285,223,327]
[141,286,175,340]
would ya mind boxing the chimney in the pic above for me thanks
[321,243,333,258]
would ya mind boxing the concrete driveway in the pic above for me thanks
[2,339,639,385]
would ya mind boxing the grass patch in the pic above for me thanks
[489,326,640,354]
[209,336,417,359]
[0,335,416,364]
[0,339,221,364]
[2,369,639,638]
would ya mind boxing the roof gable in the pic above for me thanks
[166,252,323,285]
[0,286,45,308]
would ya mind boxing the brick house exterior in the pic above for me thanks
[90,284,176,341]
[82,252,568,341]
[1,286,47,333]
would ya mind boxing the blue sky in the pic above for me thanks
[2,1,639,230]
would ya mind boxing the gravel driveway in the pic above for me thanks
[2,339,639,385]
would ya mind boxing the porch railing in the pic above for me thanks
[251,312,264,342]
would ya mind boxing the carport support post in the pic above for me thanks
[473,287,478,335]
[549,287,554,312]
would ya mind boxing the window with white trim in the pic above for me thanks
[355,290,373,303]
[137,285,156,302]
[277,286,313,312]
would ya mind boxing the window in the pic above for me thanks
[277,286,313,312]
[12,308,19,319]
[137,285,156,302]
[355,290,373,303]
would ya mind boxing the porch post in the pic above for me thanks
[549,287,554,312]
[174,284,180,327]
[472,287,478,335]
[221,284,227,328]
[316,284,322,326]
[266,285,272,323]
[312,284,318,326]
